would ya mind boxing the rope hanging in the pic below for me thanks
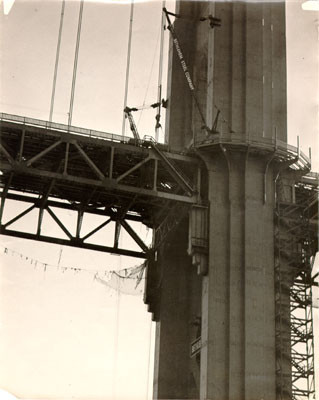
[155,0,166,141]
[121,0,135,136]
[1,244,146,292]
[145,318,153,398]
[68,0,84,126]
[136,26,161,128]
[49,0,65,122]
[112,278,121,398]
[114,6,136,384]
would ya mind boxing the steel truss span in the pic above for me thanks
[0,113,201,258]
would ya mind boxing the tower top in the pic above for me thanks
[165,1,287,151]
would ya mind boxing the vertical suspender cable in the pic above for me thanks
[155,0,166,142]
[121,0,134,137]
[68,0,84,127]
[49,0,65,122]
[145,318,153,400]
[112,277,121,399]
[136,29,160,128]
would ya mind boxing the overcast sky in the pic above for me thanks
[0,0,318,399]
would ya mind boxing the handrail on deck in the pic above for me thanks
[196,131,311,171]
[0,112,314,171]
[0,112,137,145]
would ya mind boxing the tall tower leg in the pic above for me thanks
[200,151,277,399]
[152,221,202,399]
[146,1,293,399]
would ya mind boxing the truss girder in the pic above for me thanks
[0,117,201,256]
[0,199,147,258]
[0,120,199,203]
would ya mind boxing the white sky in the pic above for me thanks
[0,0,318,399]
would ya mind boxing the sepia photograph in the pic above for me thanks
[0,0,318,399]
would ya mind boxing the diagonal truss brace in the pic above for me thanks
[0,143,15,164]
[46,206,73,239]
[119,219,149,252]
[0,193,149,257]
[116,156,152,183]
[73,141,105,180]
[2,204,36,228]
[26,140,62,167]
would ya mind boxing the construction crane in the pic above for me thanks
[123,106,194,195]
[124,106,140,141]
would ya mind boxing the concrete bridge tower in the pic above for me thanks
[144,1,317,399]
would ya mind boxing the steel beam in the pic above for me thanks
[18,128,25,162]
[3,204,36,228]
[0,172,13,224]
[0,162,197,204]
[0,143,15,164]
[1,192,143,222]
[120,219,149,252]
[74,141,105,180]
[0,227,146,258]
[46,207,73,239]
[114,221,121,249]
[26,140,62,166]
[63,142,69,175]
[81,218,112,241]
[116,155,152,183]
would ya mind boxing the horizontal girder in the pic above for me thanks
[0,114,201,256]
[0,113,317,258]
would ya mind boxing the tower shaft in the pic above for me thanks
[151,1,293,399]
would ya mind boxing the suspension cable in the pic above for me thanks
[121,0,134,136]
[112,278,121,399]
[68,0,84,127]
[155,0,166,141]
[145,317,153,399]
[137,26,161,128]
[49,0,65,123]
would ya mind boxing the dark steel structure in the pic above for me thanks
[0,113,200,258]
[143,1,319,399]
[0,1,318,398]
[0,111,317,399]
[275,175,318,399]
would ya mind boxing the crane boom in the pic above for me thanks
[124,106,140,141]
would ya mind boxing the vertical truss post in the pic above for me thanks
[18,128,26,162]
[37,208,44,236]
[64,142,69,175]
[114,221,121,249]
[153,159,158,191]
[109,147,114,179]
[37,180,56,236]
[76,209,84,239]
[0,173,13,224]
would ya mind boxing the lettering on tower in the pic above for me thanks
[190,336,201,358]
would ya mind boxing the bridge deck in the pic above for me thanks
[0,113,317,258]
[0,113,200,258]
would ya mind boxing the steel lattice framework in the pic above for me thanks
[0,112,318,398]
[0,113,201,258]
[275,178,318,400]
